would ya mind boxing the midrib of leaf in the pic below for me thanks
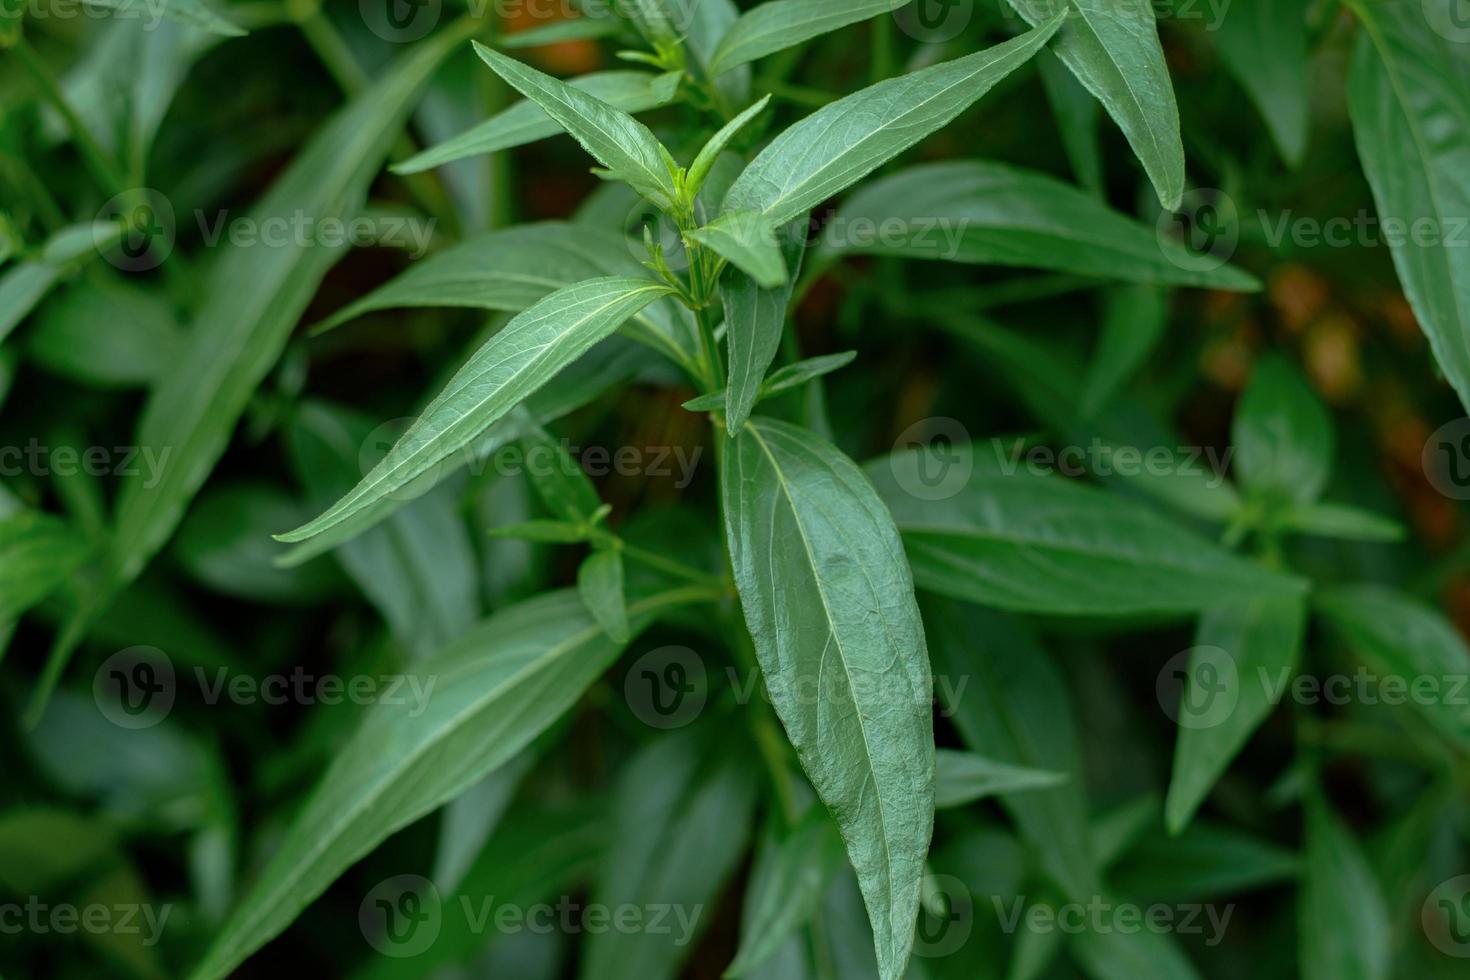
[744,421,901,947]
[287,281,670,540]
[1351,5,1470,396]
[198,585,706,977]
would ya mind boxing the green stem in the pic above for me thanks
[620,541,729,590]
[13,39,129,197]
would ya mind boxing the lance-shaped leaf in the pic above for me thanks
[1299,789,1390,980]
[685,94,771,198]
[869,447,1307,617]
[721,221,806,436]
[578,549,630,642]
[722,12,1065,226]
[1232,354,1335,508]
[473,42,679,207]
[708,0,914,75]
[0,222,123,344]
[84,0,243,36]
[1213,0,1311,166]
[1165,596,1307,834]
[280,277,674,546]
[1003,0,1183,209]
[722,417,934,980]
[186,586,710,980]
[814,162,1258,290]
[688,210,787,288]
[0,511,91,622]
[395,71,681,174]
[1349,1,1470,414]
[935,750,1068,809]
[1315,585,1470,751]
[110,24,473,585]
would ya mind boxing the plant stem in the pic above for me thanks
[620,541,729,590]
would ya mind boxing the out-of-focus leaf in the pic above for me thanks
[577,548,630,642]
[82,0,244,37]
[1213,0,1311,166]
[935,749,1068,809]
[1299,790,1390,980]
[0,222,122,344]
[1232,354,1334,508]
[708,0,913,75]
[1110,821,1300,902]
[0,510,91,622]
[1274,501,1406,542]
[26,276,180,387]
[1080,285,1169,418]
[723,417,934,980]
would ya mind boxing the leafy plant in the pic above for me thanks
[2,1,1469,979]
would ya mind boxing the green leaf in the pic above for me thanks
[1111,821,1300,902]
[1315,585,1470,750]
[686,94,771,199]
[0,511,91,622]
[708,0,914,75]
[0,222,122,344]
[487,519,591,543]
[1165,596,1307,834]
[1232,354,1335,508]
[110,24,473,586]
[722,12,1065,226]
[726,805,845,977]
[396,71,680,174]
[721,221,806,435]
[683,352,856,412]
[688,210,787,288]
[1213,0,1311,166]
[1299,789,1391,980]
[1037,48,1103,194]
[935,749,1068,809]
[1348,1,1470,414]
[499,16,624,48]
[1274,501,1406,542]
[723,417,933,980]
[1003,0,1184,208]
[26,276,181,388]
[187,586,709,980]
[520,420,602,524]
[286,401,480,658]
[870,447,1306,616]
[81,0,244,37]
[1069,910,1204,980]
[815,162,1257,290]
[1080,286,1169,418]
[280,277,674,547]
[925,599,1097,902]
[473,42,679,207]
[578,548,630,642]
[581,729,757,980]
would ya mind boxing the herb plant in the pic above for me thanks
[2,0,1469,978]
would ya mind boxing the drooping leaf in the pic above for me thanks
[473,43,679,207]
[815,162,1257,290]
[1299,789,1391,980]
[1232,354,1335,508]
[708,0,914,75]
[1213,0,1311,166]
[722,12,1065,226]
[1315,585,1470,750]
[935,749,1068,809]
[1037,48,1103,194]
[869,447,1307,617]
[688,209,787,288]
[0,510,91,622]
[280,277,675,547]
[187,586,710,980]
[723,417,934,980]
[1165,596,1308,834]
[1002,0,1184,208]
[396,71,681,174]
[1348,0,1470,414]
[111,23,475,585]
